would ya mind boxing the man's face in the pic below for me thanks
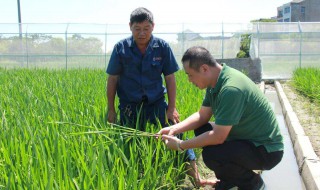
[183,61,207,90]
[130,20,154,46]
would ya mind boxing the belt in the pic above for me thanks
[141,95,148,104]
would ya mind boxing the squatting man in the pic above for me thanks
[158,46,284,190]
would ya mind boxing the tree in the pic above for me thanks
[251,18,277,23]
[236,18,277,58]
[68,34,103,54]
[237,34,251,58]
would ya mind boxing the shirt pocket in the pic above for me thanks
[122,56,140,77]
[151,61,163,73]
[147,60,163,80]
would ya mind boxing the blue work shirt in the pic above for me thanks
[107,35,179,106]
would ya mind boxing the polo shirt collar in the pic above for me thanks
[149,36,160,49]
[127,36,134,47]
[209,63,227,94]
[127,35,159,50]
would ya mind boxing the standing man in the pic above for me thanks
[106,7,179,128]
[106,8,215,188]
[159,46,284,190]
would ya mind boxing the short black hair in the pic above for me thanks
[181,46,218,71]
[130,7,154,26]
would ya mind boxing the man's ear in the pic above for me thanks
[201,64,210,73]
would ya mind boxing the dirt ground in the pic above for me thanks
[180,156,217,190]
[280,81,320,158]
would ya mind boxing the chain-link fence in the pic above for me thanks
[1,22,320,79]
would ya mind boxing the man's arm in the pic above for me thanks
[159,106,213,136]
[164,73,179,123]
[106,75,118,123]
[179,123,232,149]
[162,123,232,150]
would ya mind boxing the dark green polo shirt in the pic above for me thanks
[202,64,283,152]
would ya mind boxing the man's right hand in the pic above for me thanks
[157,126,177,136]
[107,110,117,123]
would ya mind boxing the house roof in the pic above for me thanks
[291,0,304,3]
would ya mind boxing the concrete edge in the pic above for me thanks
[274,81,320,190]
[259,81,265,94]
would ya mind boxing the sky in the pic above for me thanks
[1,0,290,24]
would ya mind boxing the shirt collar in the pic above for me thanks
[209,63,227,94]
[127,35,159,50]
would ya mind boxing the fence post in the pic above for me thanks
[182,23,185,56]
[65,24,69,70]
[298,21,302,68]
[26,24,29,68]
[222,22,224,59]
[105,24,108,69]
[257,22,260,58]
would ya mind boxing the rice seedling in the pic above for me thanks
[0,68,202,189]
[291,67,320,103]
[67,122,158,139]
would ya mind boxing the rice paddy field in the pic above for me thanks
[0,68,204,189]
[1,67,319,189]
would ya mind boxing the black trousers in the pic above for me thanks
[194,123,283,189]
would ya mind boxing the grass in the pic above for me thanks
[0,68,204,189]
[284,67,320,157]
[291,67,320,103]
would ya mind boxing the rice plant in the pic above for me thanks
[0,68,203,189]
[292,67,320,103]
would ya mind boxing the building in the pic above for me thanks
[177,29,231,42]
[177,29,202,41]
[277,0,320,22]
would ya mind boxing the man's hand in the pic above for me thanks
[107,110,117,123]
[195,178,220,188]
[157,126,177,136]
[166,107,180,124]
[160,134,182,151]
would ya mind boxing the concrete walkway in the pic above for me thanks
[262,85,305,189]
[274,81,320,190]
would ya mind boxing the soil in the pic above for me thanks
[180,156,217,190]
[280,81,320,158]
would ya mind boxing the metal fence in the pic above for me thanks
[1,22,320,79]
[250,22,320,79]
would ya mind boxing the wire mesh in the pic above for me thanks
[1,22,320,79]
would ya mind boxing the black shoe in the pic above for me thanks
[239,175,265,190]
[214,181,237,190]
[253,176,265,190]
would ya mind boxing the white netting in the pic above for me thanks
[250,22,320,79]
[1,22,319,79]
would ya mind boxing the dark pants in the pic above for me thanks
[195,123,283,189]
[119,98,168,130]
[119,98,196,161]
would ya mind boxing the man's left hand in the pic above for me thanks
[167,108,180,124]
[161,134,182,151]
